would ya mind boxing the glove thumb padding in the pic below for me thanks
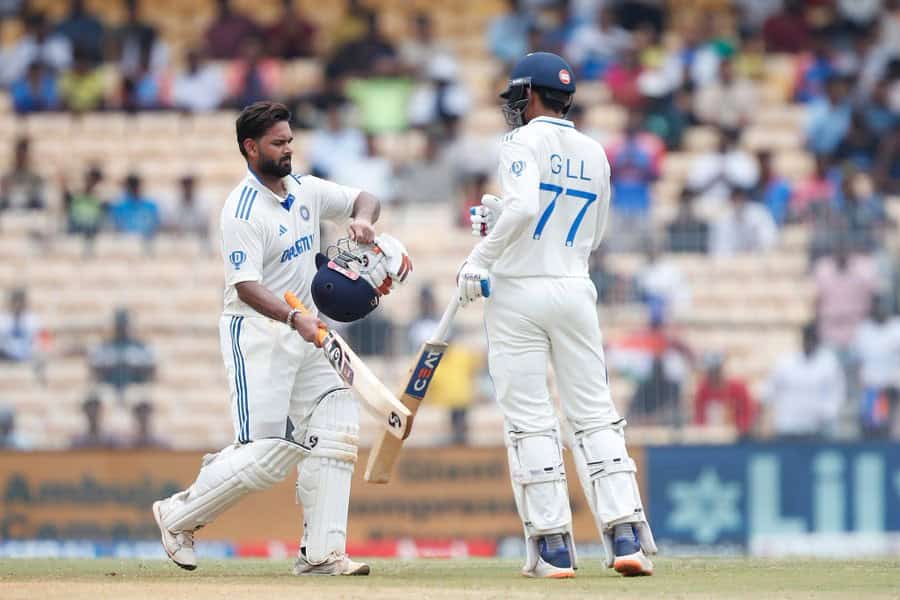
[373,233,412,285]
[481,194,503,211]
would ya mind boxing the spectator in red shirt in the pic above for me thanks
[790,155,836,221]
[265,0,317,59]
[762,0,812,53]
[205,0,260,59]
[694,353,757,437]
[605,46,644,110]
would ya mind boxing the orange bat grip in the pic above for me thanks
[284,292,328,347]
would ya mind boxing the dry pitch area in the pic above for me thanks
[0,557,897,599]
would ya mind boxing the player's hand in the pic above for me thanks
[359,234,412,296]
[456,261,491,307]
[470,194,503,237]
[348,219,376,244]
[291,313,326,346]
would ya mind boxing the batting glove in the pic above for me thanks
[470,194,503,237]
[456,261,491,307]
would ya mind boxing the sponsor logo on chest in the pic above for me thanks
[280,233,316,263]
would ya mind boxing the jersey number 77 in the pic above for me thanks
[532,182,597,246]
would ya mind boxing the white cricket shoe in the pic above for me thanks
[152,500,197,571]
[612,524,653,576]
[292,551,370,576]
[522,557,576,579]
[613,550,654,576]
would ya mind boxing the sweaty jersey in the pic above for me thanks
[468,115,611,278]
[220,171,360,317]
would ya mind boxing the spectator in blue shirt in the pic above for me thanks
[862,75,899,136]
[806,74,853,157]
[10,62,59,114]
[539,0,582,56]
[836,111,879,171]
[487,0,532,64]
[607,112,661,216]
[754,150,792,226]
[793,34,835,103]
[109,173,160,238]
[54,0,105,63]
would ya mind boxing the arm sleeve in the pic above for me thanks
[221,214,265,286]
[466,140,539,268]
[307,175,361,223]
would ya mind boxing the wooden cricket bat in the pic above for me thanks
[285,292,411,440]
[364,294,460,483]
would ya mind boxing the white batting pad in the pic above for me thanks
[161,437,308,533]
[569,420,656,565]
[296,388,359,564]
[506,429,576,571]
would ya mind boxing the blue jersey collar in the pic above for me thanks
[246,169,298,211]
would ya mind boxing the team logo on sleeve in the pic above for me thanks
[511,160,526,176]
[300,205,310,221]
[229,250,246,270]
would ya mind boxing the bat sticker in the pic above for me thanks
[404,348,446,399]
[323,332,354,385]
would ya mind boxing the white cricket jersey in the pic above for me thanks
[220,171,360,317]
[468,116,611,278]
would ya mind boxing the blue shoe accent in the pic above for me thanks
[538,536,572,568]
[614,525,641,557]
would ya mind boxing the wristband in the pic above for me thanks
[286,308,301,326]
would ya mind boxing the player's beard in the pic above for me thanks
[259,153,292,178]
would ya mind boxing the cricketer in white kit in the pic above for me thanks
[460,53,657,578]
[152,101,402,576]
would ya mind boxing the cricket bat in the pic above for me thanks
[285,292,411,440]
[364,294,460,483]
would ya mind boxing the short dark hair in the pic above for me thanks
[235,101,291,157]
[534,86,572,115]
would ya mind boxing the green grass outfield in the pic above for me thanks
[0,557,897,599]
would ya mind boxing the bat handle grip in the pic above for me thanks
[284,292,328,347]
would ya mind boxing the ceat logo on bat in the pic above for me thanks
[404,348,446,399]
[558,69,571,85]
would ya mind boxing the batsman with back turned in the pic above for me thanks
[461,52,657,578]
[152,101,411,576]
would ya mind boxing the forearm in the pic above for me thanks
[467,207,532,268]
[235,281,293,322]
[352,191,380,224]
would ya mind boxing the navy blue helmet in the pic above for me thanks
[311,252,380,323]
[500,52,576,127]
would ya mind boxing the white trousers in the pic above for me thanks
[484,276,620,433]
[219,314,347,443]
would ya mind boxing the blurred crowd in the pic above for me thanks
[1,0,899,448]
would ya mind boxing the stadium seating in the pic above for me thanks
[3,0,896,450]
